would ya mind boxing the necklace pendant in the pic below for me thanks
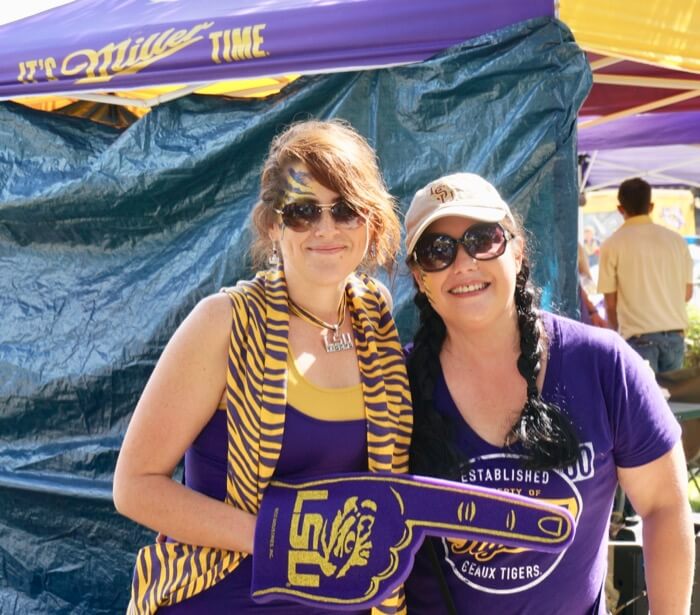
[323,330,354,353]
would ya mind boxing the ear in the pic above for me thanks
[648,202,654,214]
[411,266,427,293]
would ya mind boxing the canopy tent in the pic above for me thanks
[5,0,700,191]
[562,0,700,124]
[0,5,590,613]
[3,0,700,134]
[578,110,700,191]
[0,0,553,111]
[560,0,700,189]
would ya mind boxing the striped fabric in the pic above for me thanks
[127,268,412,614]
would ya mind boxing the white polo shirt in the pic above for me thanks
[597,215,692,339]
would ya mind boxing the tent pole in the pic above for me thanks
[593,74,700,90]
[579,90,700,129]
[580,150,598,191]
[589,57,624,71]
[70,93,150,108]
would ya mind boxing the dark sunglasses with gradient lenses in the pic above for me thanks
[274,199,364,232]
[413,222,513,272]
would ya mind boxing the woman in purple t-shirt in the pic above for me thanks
[402,173,693,614]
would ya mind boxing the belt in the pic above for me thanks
[628,330,684,340]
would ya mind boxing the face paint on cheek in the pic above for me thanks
[284,167,315,201]
[419,271,436,304]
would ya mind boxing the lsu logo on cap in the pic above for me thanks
[430,182,456,203]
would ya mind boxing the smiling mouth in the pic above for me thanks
[449,282,489,294]
[309,246,345,253]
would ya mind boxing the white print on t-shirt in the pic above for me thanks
[445,451,585,594]
[461,443,595,488]
[561,442,595,482]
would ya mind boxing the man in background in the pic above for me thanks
[598,177,693,373]
[583,225,600,266]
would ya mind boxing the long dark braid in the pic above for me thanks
[408,291,466,479]
[408,261,580,476]
[509,261,580,469]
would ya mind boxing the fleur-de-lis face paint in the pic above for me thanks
[275,166,364,232]
[414,269,436,304]
[285,166,316,200]
[252,472,575,609]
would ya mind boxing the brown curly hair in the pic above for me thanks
[250,119,400,272]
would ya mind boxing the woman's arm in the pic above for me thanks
[617,441,694,614]
[580,284,608,328]
[113,293,257,553]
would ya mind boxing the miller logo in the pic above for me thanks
[430,183,456,204]
[288,491,376,587]
[17,22,269,87]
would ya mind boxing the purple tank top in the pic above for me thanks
[159,404,369,614]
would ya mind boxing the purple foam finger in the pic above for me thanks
[402,474,574,552]
[251,472,575,610]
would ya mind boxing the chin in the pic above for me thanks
[444,305,498,328]
[304,263,354,285]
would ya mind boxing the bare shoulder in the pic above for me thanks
[192,292,233,321]
[177,293,232,343]
[148,292,233,399]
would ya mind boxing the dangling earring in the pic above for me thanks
[368,243,377,260]
[268,243,280,268]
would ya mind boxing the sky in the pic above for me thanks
[0,0,75,26]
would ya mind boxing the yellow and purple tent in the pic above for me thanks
[3,0,698,184]
[562,1,700,188]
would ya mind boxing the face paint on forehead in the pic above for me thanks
[284,167,316,200]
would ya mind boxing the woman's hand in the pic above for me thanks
[589,311,608,328]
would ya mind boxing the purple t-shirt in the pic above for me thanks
[405,312,681,615]
[159,405,369,615]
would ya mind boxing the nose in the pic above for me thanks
[451,245,478,273]
[314,208,339,235]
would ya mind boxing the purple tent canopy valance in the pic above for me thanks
[578,111,700,152]
[579,112,700,188]
[0,0,553,99]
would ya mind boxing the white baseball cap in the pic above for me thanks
[405,173,514,254]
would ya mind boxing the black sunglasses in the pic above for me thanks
[413,222,514,272]
[274,199,364,232]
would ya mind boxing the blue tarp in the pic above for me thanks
[0,17,590,613]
